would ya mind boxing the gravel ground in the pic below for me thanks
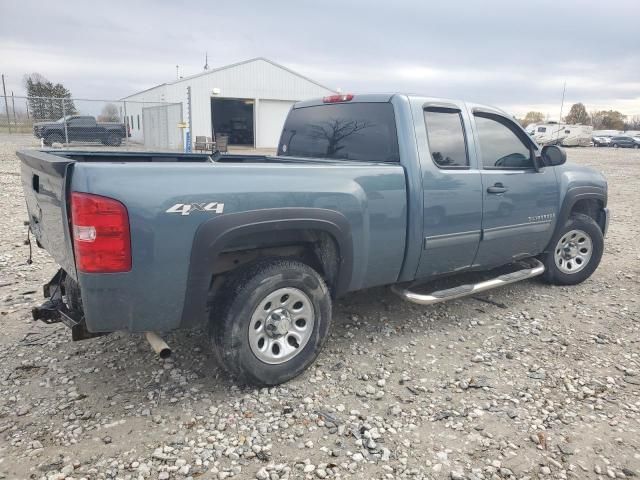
[1,137,639,480]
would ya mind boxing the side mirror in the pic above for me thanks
[541,145,566,167]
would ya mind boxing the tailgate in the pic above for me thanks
[17,150,77,278]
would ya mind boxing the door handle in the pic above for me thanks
[487,183,508,194]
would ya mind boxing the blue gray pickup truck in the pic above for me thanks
[18,93,609,385]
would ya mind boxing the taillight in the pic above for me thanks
[322,94,354,103]
[71,192,131,273]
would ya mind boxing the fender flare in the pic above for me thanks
[557,186,607,231]
[180,208,353,328]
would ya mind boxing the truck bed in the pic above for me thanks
[18,148,408,333]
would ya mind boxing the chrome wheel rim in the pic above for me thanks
[554,229,593,274]
[248,287,315,364]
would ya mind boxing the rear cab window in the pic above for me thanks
[278,102,399,162]
[423,107,469,168]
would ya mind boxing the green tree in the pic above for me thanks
[520,111,545,127]
[564,103,590,124]
[23,73,77,121]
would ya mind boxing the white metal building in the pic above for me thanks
[122,57,336,149]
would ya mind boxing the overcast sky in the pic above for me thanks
[1,0,639,119]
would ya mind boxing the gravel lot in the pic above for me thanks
[1,137,639,480]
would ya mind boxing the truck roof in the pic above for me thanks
[293,93,512,118]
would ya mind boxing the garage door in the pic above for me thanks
[256,100,295,148]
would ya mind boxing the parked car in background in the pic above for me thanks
[592,135,612,147]
[33,115,128,146]
[610,135,640,149]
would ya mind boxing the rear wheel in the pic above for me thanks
[106,133,122,146]
[209,258,332,385]
[45,133,63,146]
[541,213,604,285]
[612,143,619,148]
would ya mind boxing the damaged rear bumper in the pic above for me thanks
[32,269,105,341]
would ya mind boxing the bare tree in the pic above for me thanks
[520,111,544,127]
[308,118,374,157]
[98,103,121,122]
[564,103,590,124]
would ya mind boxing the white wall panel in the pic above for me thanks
[123,58,335,148]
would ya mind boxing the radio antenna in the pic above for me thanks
[556,81,567,143]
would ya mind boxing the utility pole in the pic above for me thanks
[556,81,567,143]
[61,99,69,144]
[2,74,11,134]
[11,91,17,128]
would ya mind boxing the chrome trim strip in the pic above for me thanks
[424,230,482,249]
[482,220,552,240]
[391,259,545,305]
[483,220,552,232]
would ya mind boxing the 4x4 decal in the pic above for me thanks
[166,202,224,216]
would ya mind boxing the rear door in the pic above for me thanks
[413,100,483,278]
[68,116,96,141]
[471,110,559,267]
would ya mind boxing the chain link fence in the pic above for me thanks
[1,95,184,151]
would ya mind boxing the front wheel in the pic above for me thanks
[541,213,604,285]
[45,133,64,146]
[105,133,122,146]
[209,259,332,385]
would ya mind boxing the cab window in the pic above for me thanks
[474,113,533,169]
[279,102,399,162]
[424,107,469,168]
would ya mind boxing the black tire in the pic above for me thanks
[209,258,332,386]
[45,133,63,146]
[541,213,604,285]
[612,143,619,148]
[633,144,639,149]
[106,133,122,146]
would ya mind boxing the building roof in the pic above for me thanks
[122,57,334,100]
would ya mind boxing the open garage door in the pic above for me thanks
[211,98,255,146]
[257,100,295,148]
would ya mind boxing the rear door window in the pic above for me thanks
[423,107,469,168]
[278,102,399,162]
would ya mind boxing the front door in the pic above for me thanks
[414,102,483,279]
[471,111,560,268]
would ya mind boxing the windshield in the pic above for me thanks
[55,116,73,123]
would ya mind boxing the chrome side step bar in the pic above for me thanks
[391,259,545,305]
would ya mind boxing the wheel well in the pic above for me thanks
[210,229,341,296]
[570,198,605,231]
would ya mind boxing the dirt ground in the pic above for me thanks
[0,137,639,480]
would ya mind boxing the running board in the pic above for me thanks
[391,259,545,305]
